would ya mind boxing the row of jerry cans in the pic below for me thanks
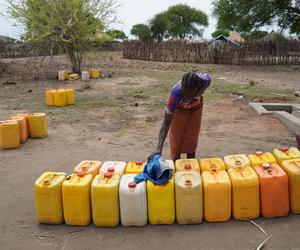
[45,89,75,107]
[58,69,100,81]
[0,113,48,149]
[35,153,300,226]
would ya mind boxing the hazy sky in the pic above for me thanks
[0,0,216,39]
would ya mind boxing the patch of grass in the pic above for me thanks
[75,96,116,109]
[212,81,295,100]
[144,102,166,110]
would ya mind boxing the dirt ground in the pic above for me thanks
[0,52,300,250]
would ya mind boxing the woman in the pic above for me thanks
[148,72,211,162]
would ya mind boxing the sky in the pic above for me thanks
[0,0,216,40]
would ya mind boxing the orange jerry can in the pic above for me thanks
[254,163,289,218]
[9,116,27,144]
[14,113,30,138]
[74,160,102,177]
[45,90,55,106]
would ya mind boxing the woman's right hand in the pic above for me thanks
[147,149,162,163]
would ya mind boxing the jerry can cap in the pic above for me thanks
[279,147,289,152]
[77,172,85,177]
[185,179,192,186]
[128,182,136,188]
[235,160,242,165]
[135,161,143,166]
[107,167,115,173]
[104,172,113,178]
[256,151,263,156]
[262,163,270,169]
[184,164,192,170]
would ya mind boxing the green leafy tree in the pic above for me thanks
[212,0,300,35]
[130,24,152,41]
[211,29,230,38]
[164,4,208,39]
[241,30,269,40]
[106,29,127,39]
[149,12,169,41]
[7,0,119,72]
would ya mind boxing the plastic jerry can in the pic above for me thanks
[53,89,67,107]
[166,160,175,174]
[224,154,250,170]
[100,161,126,177]
[281,159,300,214]
[65,89,75,105]
[272,147,300,164]
[248,151,277,167]
[0,120,20,149]
[147,178,175,225]
[174,171,203,224]
[14,113,30,138]
[9,116,27,144]
[58,70,68,80]
[125,161,145,174]
[89,68,100,79]
[82,71,89,81]
[34,172,66,224]
[45,90,54,106]
[228,167,260,220]
[200,158,226,172]
[119,174,147,226]
[74,160,102,177]
[175,159,200,173]
[254,163,289,218]
[202,170,231,222]
[28,113,48,138]
[91,172,120,227]
[68,74,79,81]
[62,173,93,226]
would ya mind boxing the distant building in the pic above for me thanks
[229,31,245,43]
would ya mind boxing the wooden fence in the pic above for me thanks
[122,40,300,65]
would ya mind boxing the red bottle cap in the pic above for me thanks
[104,172,113,178]
[256,151,263,156]
[128,182,136,188]
[107,167,115,173]
[279,147,289,152]
[135,161,143,166]
[77,172,85,177]
[184,164,192,170]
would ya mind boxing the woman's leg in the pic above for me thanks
[172,154,180,162]
[187,153,195,158]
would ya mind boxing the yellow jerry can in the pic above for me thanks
[200,157,226,172]
[174,171,203,224]
[248,151,277,167]
[89,68,100,79]
[65,89,75,105]
[34,172,66,224]
[9,116,27,144]
[74,160,102,177]
[68,74,79,81]
[28,113,48,139]
[224,154,250,170]
[175,159,200,172]
[228,167,260,220]
[0,120,20,149]
[272,147,300,164]
[91,172,120,227]
[202,170,231,222]
[147,178,175,225]
[53,89,67,107]
[14,113,30,138]
[45,90,55,106]
[62,173,93,226]
[281,159,300,214]
[125,161,145,174]
[100,161,126,177]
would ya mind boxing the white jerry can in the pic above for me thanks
[81,71,90,82]
[119,174,147,226]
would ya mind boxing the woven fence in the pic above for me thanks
[123,40,300,65]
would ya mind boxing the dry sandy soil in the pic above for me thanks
[0,52,299,250]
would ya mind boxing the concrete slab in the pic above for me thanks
[249,102,300,115]
[274,111,300,134]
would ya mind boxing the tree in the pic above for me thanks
[106,29,127,39]
[150,12,169,41]
[130,24,152,41]
[7,0,119,72]
[241,30,269,40]
[212,0,300,35]
[211,29,230,38]
[164,4,208,39]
